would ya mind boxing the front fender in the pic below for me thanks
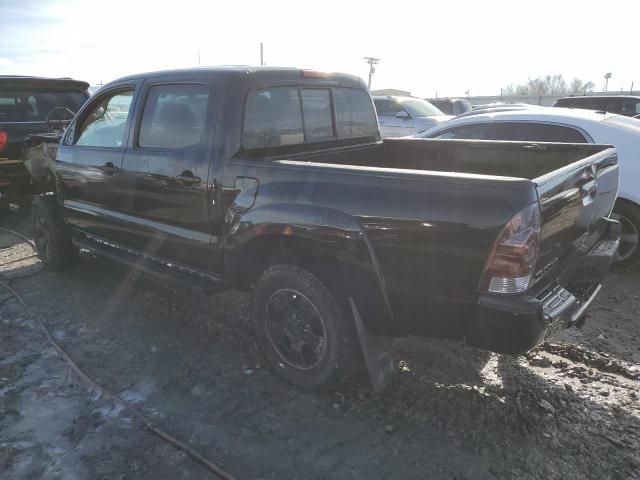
[224,203,395,334]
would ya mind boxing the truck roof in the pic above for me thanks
[111,66,366,89]
[0,75,90,91]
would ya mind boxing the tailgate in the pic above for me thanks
[533,146,618,284]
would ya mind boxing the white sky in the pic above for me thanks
[1,0,638,97]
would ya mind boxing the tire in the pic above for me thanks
[251,264,360,391]
[31,196,78,271]
[610,201,640,272]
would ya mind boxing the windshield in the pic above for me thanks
[0,88,87,122]
[399,98,444,117]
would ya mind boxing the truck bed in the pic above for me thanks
[380,138,612,180]
[260,137,618,339]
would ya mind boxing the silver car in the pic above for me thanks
[373,95,452,137]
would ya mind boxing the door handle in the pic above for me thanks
[99,162,119,175]
[175,171,201,187]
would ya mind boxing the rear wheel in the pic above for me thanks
[31,196,78,271]
[251,264,360,391]
[610,201,640,272]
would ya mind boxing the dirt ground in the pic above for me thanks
[1,208,639,480]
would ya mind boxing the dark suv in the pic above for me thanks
[0,76,89,213]
[553,95,640,117]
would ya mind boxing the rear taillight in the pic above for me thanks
[478,203,541,295]
[0,131,7,151]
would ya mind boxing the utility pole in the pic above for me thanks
[198,49,201,67]
[604,72,612,92]
[631,81,634,95]
[363,57,380,90]
[260,43,264,66]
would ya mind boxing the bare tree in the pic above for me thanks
[503,75,595,96]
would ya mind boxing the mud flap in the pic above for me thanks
[350,298,394,393]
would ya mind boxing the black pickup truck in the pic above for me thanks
[0,76,89,212]
[30,67,621,391]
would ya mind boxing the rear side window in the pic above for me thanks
[138,84,209,149]
[243,87,304,149]
[301,88,334,142]
[492,122,588,143]
[334,88,378,138]
[428,123,493,139]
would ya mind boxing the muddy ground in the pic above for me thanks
[1,208,639,480]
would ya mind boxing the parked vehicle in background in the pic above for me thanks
[553,95,640,117]
[373,95,452,137]
[472,102,534,110]
[456,104,544,118]
[427,98,472,116]
[419,108,640,271]
[0,76,89,213]
[30,67,620,392]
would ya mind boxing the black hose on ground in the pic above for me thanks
[0,227,237,480]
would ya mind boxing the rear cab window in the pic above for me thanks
[243,86,378,150]
[301,89,334,142]
[334,88,378,138]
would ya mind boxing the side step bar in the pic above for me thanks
[72,235,230,293]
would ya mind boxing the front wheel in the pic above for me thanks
[251,264,360,391]
[610,202,640,272]
[31,196,78,271]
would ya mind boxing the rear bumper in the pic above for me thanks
[466,218,621,354]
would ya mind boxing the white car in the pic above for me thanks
[418,108,640,271]
[373,96,452,138]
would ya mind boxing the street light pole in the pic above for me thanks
[363,57,380,90]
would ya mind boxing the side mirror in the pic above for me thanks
[395,111,411,119]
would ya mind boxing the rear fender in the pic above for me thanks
[224,203,394,334]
